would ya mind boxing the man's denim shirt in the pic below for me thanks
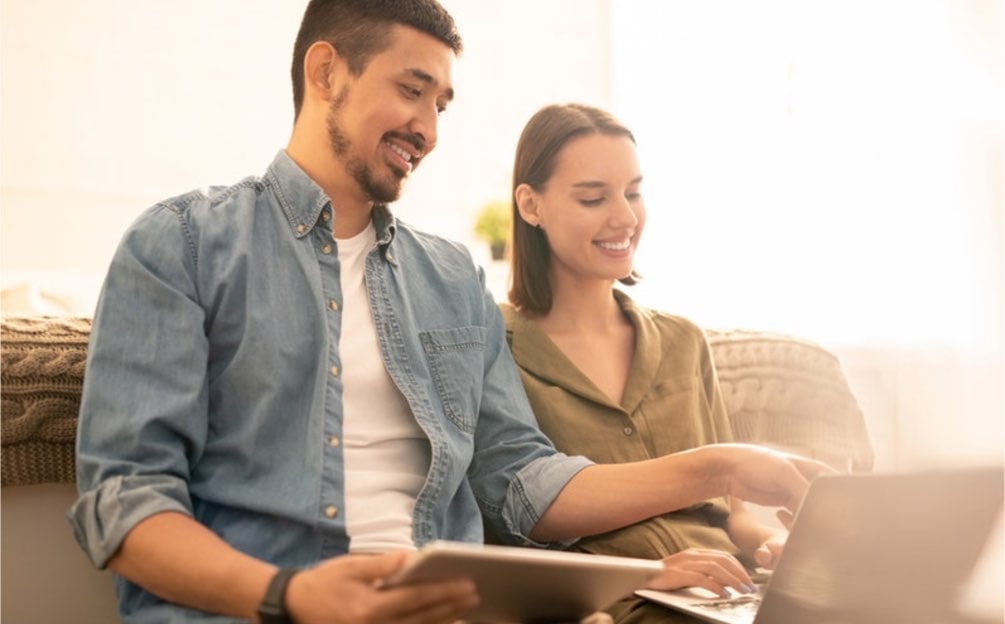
[68,151,592,621]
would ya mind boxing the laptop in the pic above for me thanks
[383,540,664,622]
[636,466,1004,624]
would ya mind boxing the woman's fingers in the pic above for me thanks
[648,549,756,597]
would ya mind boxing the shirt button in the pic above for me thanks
[330,366,339,378]
[623,426,634,436]
[296,224,306,234]
[329,436,340,447]
[321,244,332,254]
[325,505,338,518]
[329,300,339,312]
[322,212,331,222]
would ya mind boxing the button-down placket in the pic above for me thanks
[315,204,349,556]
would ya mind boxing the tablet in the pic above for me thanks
[382,540,664,623]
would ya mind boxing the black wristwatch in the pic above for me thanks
[257,568,299,624]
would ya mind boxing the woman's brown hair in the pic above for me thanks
[508,103,639,316]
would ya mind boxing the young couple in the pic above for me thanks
[70,1,827,622]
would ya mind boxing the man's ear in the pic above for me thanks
[514,184,542,227]
[303,41,342,100]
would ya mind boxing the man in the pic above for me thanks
[69,1,829,622]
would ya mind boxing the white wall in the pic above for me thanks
[0,0,613,312]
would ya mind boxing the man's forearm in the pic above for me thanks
[530,443,826,543]
[529,446,730,542]
[108,511,275,621]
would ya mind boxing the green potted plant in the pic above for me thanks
[473,199,511,261]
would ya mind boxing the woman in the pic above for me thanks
[501,104,786,622]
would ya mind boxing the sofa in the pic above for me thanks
[0,315,873,622]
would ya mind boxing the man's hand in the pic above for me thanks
[646,549,757,598]
[285,551,479,624]
[717,444,834,513]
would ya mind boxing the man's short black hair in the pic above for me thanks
[291,0,462,119]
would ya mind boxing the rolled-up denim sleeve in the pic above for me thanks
[468,272,594,545]
[68,203,209,568]
[502,453,594,546]
[68,475,194,568]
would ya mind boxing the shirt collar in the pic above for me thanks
[264,150,398,251]
[502,290,662,413]
[265,150,330,240]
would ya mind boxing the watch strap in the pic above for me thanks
[257,567,299,624]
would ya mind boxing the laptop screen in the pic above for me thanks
[756,467,1004,623]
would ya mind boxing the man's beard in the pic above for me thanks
[326,87,405,204]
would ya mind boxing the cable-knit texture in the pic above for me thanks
[0,318,873,488]
[2,316,91,486]
[708,329,874,472]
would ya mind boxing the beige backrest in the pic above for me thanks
[708,329,874,473]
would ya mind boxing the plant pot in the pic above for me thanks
[489,241,506,261]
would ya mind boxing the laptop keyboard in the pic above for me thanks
[693,593,762,618]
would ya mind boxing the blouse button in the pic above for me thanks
[623,426,634,436]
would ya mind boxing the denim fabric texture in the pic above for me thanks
[68,151,591,622]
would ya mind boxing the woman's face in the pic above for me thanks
[527,133,645,285]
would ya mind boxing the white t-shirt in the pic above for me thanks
[337,222,431,553]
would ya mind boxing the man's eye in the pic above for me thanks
[579,198,604,207]
[400,85,421,98]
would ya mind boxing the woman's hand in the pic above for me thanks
[725,497,791,570]
[752,531,786,569]
[646,549,757,599]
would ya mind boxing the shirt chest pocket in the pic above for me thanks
[419,326,486,434]
[638,374,716,452]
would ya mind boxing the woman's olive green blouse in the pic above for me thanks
[500,291,740,561]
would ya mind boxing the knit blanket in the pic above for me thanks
[2,316,90,486]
